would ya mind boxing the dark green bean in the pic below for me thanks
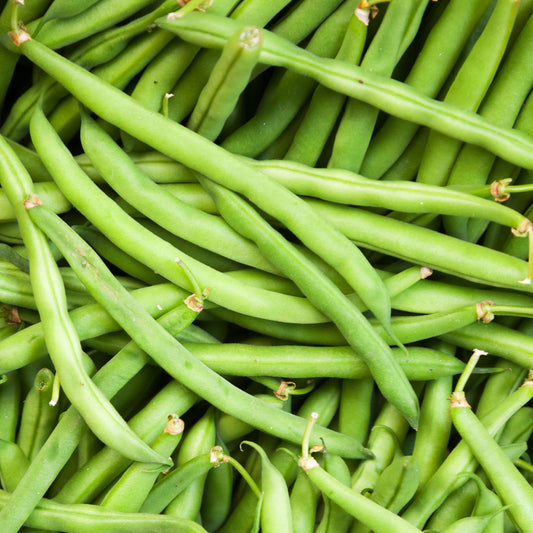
[328,0,429,172]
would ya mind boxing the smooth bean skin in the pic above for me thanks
[401,378,533,529]
[27,205,371,459]
[243,440,293,533]
[0,488,208,533]
[157,11,533,171]
[0,439,30,492]
[300,456,423,533]
[449,389,533,533]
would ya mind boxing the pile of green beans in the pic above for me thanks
[2,0,533,531]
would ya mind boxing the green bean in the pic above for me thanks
[339,378,373,446]
[37,0,101,28]
[499,407,533,445]
[220,0,358,157]
[0,439,29,492]
[359,0,493,178]
[475,358,527,420]
[48,28,176,142]
[140,450,222,514]
[290,468,318,533]
[0,134,172,475]
[156,10,533,171]
[366,455,420,514]
[101,414,185,512]
[444,11,533,239]
[305,200,532,289]
[440,509,507,533]
[249,158,531,233]
[449,388,533,533]
[27,204,371,459]
[328,0,429,173]
[164,408,216,520]
[416,0,518,187]
[0,488,208,533]
[401,375,533,528]
[73,225,166,286]
[213,302,487,347]
[200,438,233,532]
[27,0,160,49]
[440,320,533,371]
[188,25,262,141]
[79,112,279,275]
[217,394,285,444]
[16,367,58,461]
[351,401,411,494]
[242,440,292,533]
[412,374,453,491]
[284,11,367,166]
[198,177,418,427]
[299,422,423,533]
[0,370,20,442]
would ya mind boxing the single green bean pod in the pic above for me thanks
[242,440,293,533]
[0,439,30,491]
[100,414,186,512]
[290,468,318,533]
[164,408,216,520]
[188,25,262,141]
[449,386,533,533]
[16,367,58,461]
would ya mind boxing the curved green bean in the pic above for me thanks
[0,135,171,474]
[26,203,371,458]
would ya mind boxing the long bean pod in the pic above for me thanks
[26,203,371,458]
